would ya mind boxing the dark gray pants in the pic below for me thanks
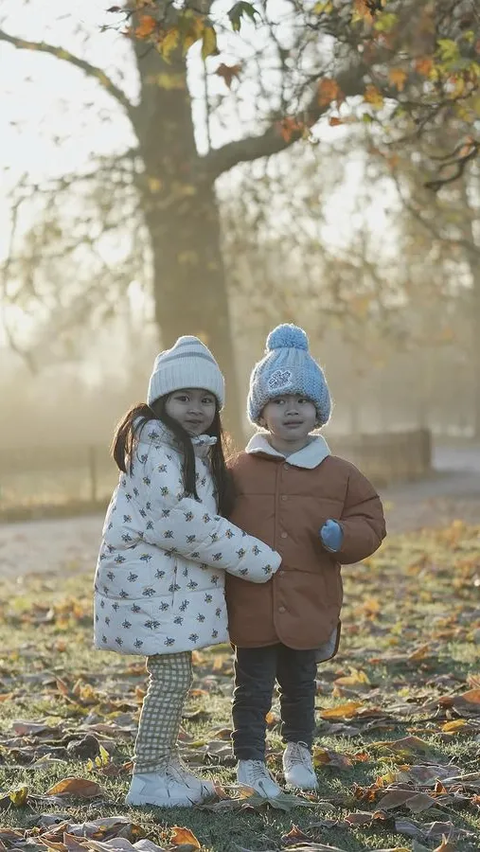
[232,644,317,761]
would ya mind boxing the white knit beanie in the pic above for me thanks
[147,336,225,408]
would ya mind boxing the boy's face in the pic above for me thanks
[260,394,317,451]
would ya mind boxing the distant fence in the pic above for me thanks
[327,428,432,486]
[0,429,431,519]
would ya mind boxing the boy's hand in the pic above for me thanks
[320,519,343,552]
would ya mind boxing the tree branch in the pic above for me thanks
[202,57,367,181]
[0,28,137,123]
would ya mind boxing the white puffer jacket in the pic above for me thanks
[94,423,281,656]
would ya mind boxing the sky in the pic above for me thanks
[0,0,397,348]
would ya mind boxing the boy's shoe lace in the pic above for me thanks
[237,759,281,798]
[283,742,318,790]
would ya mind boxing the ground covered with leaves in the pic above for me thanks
[0,522,479,852]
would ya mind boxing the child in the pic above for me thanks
[94,336,281,808]
[226,324,386,797]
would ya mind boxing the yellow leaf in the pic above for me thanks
[320,701,363,719]
[364,84,384,108]
[171,827,201,849]
[8,786,29,807]
[201,26,218,60]
[334,668,370,687]
[388,67,407,91]
[159,27,180,62]
[442,719,467,733]
[148,72,186,90]
[147,177,162,194]
[313,1,333,12]
[179,11,205,54]
[408,643,431,661]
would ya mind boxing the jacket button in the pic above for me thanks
[279,570,286,576]
[283,463,289,470]
[280,531,288,539]
[278,606,286,613]
[281,495,288,501]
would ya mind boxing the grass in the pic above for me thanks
[0,521,479,852]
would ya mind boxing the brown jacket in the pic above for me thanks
[226,435,386,652]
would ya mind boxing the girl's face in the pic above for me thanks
[165,388,216,436]
[260,394,317,452]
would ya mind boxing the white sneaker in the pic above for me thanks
[125,765,214,808]
[237,759,281,798]
[167,755,216,800]
[125,771,194,807]
[283,742,318,790]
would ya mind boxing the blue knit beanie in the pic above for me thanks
[247,324,331,427]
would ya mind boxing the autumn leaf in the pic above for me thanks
[373,736,433,756]
[228,1,259,33]
[159,27,180,62]
[45,778,104,799]
[317,77,341,106]
[320,701,363,719]
[364,84,384,108]
[334,668,370,687]
[277,117,305,142]
[135,15,156,38]
[441,719,469,733]
[171,827,201,849]
[201,26,218,61]
[328,116,343,126]
[4,786,28,807]
[414,55,434,76]
[389,67,408,91]
[312,746,353,769]
[352,0,374,24]
[215,63,242,89]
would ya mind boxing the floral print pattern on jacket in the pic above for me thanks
[94,423,281,655]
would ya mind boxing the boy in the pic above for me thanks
[226,324,386,796]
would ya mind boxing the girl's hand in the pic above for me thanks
[320,519,343,552]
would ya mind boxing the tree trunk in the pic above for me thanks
[470,257,480,439]
[132,33,244,446]
[144,182,244,446]
[457,177,480,438]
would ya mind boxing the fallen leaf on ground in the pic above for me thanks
[45,778,104,799]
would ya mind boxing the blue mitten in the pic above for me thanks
[320,519,343,552]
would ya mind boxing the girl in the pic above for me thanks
[94,335,281,808]
[225,324,386,797]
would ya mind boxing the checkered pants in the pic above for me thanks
[133,651,193,773]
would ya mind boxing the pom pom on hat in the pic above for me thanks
[247,323,331,427]
[266,324,309,352]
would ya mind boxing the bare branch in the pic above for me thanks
[202,57,367,181]
[0,28,137,123]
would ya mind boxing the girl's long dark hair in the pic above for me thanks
[111,395,234,516]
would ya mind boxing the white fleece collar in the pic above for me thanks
[245,433,331,469]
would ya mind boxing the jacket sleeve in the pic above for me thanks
[136,451,281,583]
[335,465,386,564]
